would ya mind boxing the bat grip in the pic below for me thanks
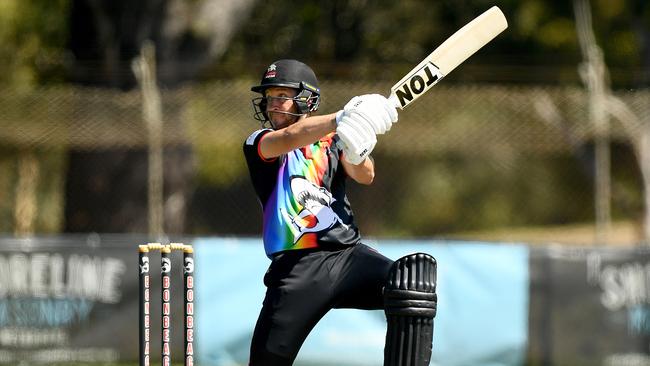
[387,93,401,109]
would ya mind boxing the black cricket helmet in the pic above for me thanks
[251,59,321,126]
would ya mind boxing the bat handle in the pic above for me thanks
[387,93,401,110]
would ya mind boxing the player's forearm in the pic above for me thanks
[286,113,338,146]
[342,155,375,185]
[260,113,337,158]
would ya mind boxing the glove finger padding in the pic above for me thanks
[366,94,397,133]
[337,118,376,155]
[346,95,388,134]
[369,93,398,128]
[337,117,365,147]
[349,107,390,135]
[336,117,377,165]
[343,94,398,135]
[345,111,377,139]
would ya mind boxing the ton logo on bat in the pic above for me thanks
[393,62,443,108]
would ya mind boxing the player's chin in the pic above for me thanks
[270,114,295,129]
[270,119,288,130]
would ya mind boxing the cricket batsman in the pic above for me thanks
[243,59,437,366]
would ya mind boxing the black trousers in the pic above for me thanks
[249,243,394,365]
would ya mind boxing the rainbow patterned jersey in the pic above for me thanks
[243,129,361,258]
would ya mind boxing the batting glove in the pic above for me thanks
[336,110,377,165]
[343,94,398,135]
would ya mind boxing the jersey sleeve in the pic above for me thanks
[243,128,281,206]
[243,128,276,164]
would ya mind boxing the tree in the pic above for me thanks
[64,0,257,235]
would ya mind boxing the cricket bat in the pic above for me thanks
[388,6,508,109]
[337,6,507,163]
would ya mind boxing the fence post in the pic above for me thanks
[132,41,165,240]
[574,0,611,244]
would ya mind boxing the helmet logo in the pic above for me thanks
[264,64,277,79]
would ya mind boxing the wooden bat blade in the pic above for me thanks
[389,6,508,109]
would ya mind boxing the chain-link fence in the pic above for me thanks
[1,82,648,243]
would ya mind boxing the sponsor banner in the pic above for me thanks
[0,235,188,365]
[194,238,529,366]
[528,246,650,366]
[3,235,648,366]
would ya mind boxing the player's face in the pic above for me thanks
[265,87,300,129]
